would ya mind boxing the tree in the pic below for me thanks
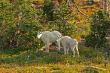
[42,0,77,35]
[102,0,109,14]
[43,0,54,21]
[0,0,41,49]
[86,10,110,48]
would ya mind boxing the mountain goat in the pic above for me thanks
[57,36,79,57]
[37,31,62,52]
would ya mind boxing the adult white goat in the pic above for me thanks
[37,31,62,52]
[57,36,79,57]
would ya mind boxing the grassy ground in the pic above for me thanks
[0,64,110,73]
[0,45,110,73]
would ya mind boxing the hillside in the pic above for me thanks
[0,0,110,73]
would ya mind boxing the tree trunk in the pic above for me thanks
[103,0,109,14]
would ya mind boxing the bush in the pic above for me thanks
[0,0,42,49]
[81,67,99,73]
[86,10,110,48]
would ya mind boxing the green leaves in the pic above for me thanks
[86,10,110,48]
[0,0,41,49]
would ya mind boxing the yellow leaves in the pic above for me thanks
[36,0,44,4]
[0,68,17,73]
[68,20,76,24]
[75,35,81,42]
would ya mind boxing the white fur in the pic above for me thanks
[37,31,62,52]
[37,33,42,39]
[57,36,79,57]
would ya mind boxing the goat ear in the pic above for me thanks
[37,31,43,35]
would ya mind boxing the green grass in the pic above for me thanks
[0,45,110,73]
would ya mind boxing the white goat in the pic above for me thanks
[57,36,79,57]
[37,31,62,52]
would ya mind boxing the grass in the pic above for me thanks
[0,64,110,73]
[0,45,110,73]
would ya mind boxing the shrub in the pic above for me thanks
[81,67,99,73]
[0,0,42,49]
[86,10,110,48]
